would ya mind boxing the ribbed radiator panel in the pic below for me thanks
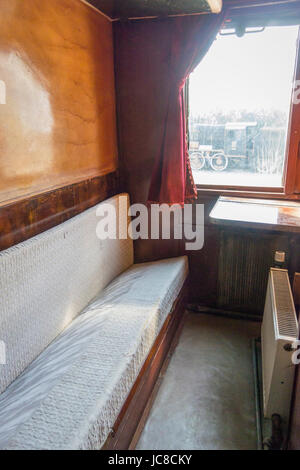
[272,269,298,338]
[217,230,290,315]
[261,268,298,421]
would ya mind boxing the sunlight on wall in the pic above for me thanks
[0,51,54,179]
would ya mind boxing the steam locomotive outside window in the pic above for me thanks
[188,25,299,188]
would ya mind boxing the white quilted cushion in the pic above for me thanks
[0,194,133,394]
[0,256,188,450]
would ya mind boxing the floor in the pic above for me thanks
[137,312,261,450]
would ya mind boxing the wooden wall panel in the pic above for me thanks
[289,364,300,450]
[114,18,187,263]
[288,243,300,450]
[0,171,120,251]
[0,0,118,204]
[294,147,300,194]
[293,273,300,309]
[188,193,220,305]
[114,19,171,209]
[86,0,217,19]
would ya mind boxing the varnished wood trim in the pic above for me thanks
[0,172,120,252]
[285,29,300,195]
[197,187,300,201]
[102,281,188,450]
[293,273,300,308]
[197,184,284,193]
[78,0,113,21]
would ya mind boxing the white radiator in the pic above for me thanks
[261,268,299,424]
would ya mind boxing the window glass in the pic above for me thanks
[189,26,299,187]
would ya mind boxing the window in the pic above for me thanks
[188,24,300,194]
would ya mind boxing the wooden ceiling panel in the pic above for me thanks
[84,0,222,20]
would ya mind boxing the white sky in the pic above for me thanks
[189,25,299,116]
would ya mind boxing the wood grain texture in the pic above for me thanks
[293,273,300,308]
[0,0,118,204]
[289,362,300,450]
[85,0,218,19]
[114,18,188,264]
[0,171,120,251]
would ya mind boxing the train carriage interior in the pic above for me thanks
[2,0,300,453]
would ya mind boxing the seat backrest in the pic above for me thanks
[0,193,133,393]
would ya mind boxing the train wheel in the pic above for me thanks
[210,153,228,171]
[190,152,205,171]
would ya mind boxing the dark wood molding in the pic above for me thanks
[0,171,120,252]
[293,273,300,309]
[85,0,216,20]
[102,280,188,450]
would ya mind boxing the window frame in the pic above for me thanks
[187,24,300,201]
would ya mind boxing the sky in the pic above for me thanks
[189,25,299,117]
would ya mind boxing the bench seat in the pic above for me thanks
[0,256,188,450]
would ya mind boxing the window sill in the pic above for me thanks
[196,185,300,201]
[209,196,300,233]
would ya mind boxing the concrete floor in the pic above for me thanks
[137,312,261,450]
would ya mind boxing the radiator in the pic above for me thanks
[261,268,298,424]
[217,230,290,315]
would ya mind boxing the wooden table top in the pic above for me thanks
[209,197,300,233]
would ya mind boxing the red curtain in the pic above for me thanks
[147,12,226,206]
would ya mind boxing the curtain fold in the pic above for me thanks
[147,12,226,206]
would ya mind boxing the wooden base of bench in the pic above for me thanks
[102,281,188,450]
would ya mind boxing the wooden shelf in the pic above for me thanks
[210,196,300,233]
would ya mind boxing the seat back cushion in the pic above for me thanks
[0,193,133,394]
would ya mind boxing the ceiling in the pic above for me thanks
[85,0,222,20]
